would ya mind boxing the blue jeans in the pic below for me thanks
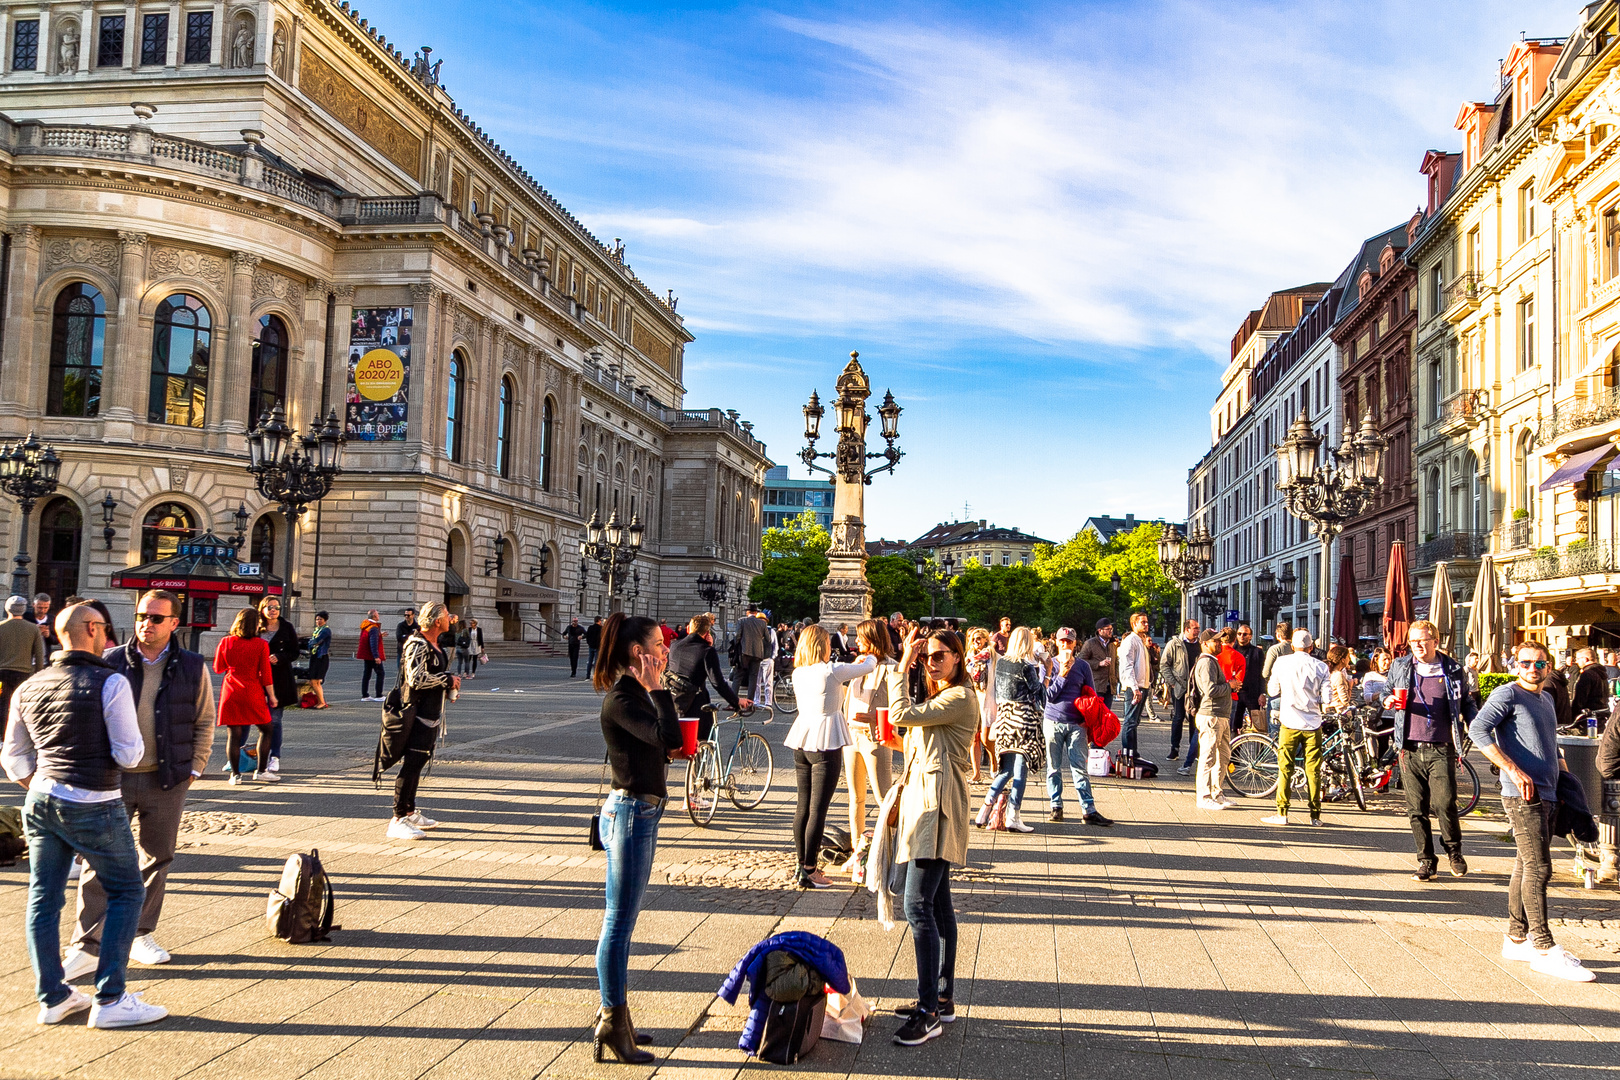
[985,752,1027,810]
[1120,688,1147,753]
[1043,720,1096,814]
[269,706,284,759]
[596,791,662,1009]
[25,792,144,1006]
[903,858,957,1012]
[1169,690,1190,755]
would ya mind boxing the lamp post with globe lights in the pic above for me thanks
[1196,585,1226,628]
[1274,410,1388,642]
[1255,563,1299,636]
[0,433,62,597]
[916,553,955,618]
[1156,521,1214,623]
[579,509,643,613]
[800,351,902,627]
[245,403,345,621]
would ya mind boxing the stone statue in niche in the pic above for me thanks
[231,24,254,68]
[270,25,287,78]
[57,24,79,73]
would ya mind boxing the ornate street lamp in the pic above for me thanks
[245,403,345,620]
[1196,585,1225,627]
[101,492,119,551]
[0,433,62,597]
[580,509,642,610]
[528,544,551,585]
[1275,410,1387,641]
[799,351,903,625]
[1157,520,1214,623]
[1110,570,1122,628]
[916,553,955,618]
[1255,563,1299,634]
[695,572,728,608]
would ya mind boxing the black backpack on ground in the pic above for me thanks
[819,825,853,863]
[266,849,338,944]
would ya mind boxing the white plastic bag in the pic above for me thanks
[1087,748,1112,777]
[820,976,871,1044]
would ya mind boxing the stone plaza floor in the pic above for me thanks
[0,656,1616,1079]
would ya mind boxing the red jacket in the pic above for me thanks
[355,619,385,662]
[215,634,274,726]
[1218,644,1245,701]
[1075,686,1121,748]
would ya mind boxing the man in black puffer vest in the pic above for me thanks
[1,602,169,1028]
[66,589,215,980]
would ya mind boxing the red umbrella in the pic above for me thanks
[1332,552,1360,644]
[1383,540,1414,657]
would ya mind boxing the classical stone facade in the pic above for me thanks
[0,0,767,646]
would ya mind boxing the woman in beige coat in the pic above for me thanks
[884,626,978,1047]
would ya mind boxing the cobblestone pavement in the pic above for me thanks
[1,656,1617,1078]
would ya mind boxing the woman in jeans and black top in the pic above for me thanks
[886,626,978,1046]
[786,624,875,889]
[257,596,299,774]
[593,613,680,1064]
[388,601,458,841]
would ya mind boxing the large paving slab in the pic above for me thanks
[0,656,1615,1078]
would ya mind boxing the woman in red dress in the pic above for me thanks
[214,607,279,785]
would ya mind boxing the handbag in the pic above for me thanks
[588,751,608,850]
[1087,747,1112,777]
[820,975,871,1044]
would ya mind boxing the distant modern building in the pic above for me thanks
[763,465,834,530]
[1079,514,1179,545]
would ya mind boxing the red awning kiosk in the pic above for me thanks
[111,530,285,650]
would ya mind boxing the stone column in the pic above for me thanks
[288,277,326,432]
[78,3,93,73]
[100,231,148,441]
[164,1,179,69]
[209,0,223,66]
[327,284,353,432]
[0,226,42,419]
[405,282,433,465]
[122,2,135,69]
[218,250,259,438]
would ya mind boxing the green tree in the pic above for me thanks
[1095,522,1179,617]
[761,509,830,558]
[950,563,1045,629]
[748,549,827,623]
[867,555,931,620]
[1042,567,1110,633]
[1031,530,1107,583]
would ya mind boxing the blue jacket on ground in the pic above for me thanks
[1044,657,1096,723]
[717,931,851,1054]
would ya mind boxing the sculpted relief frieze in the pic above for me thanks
[44,236,118,277]
[252,267,301,304]
[150,247,227,292]
[453,311,478,343]
[298,47,423,174]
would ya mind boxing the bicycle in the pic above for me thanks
[1356,712,1481,816]
[1224,710,1371,809]
[770,666,797,714]
[684,703,776,826]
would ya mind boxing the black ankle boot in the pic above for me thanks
[593,1005,654,1064]
[625,1005,654,1046]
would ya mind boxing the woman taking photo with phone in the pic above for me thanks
[842,618,898,850]
[257,595,299,774]
[885,626,978,1046]
[593,613,681,1064]
[786,624,875,889]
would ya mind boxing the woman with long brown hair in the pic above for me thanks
[592,613,680,1064]
[885,626,978,1046]
[1327,644,1356,713]
[842,618,898,848]
[256,595,299,774]
[213,607,277,785]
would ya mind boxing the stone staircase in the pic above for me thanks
[482,639,563,660]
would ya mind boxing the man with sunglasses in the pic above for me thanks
[3,602,170,1027]
[1383,619,1476,882]
[62,589,214,983]
[1469,641,1595,982]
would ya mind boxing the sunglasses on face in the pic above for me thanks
[923,651,956,664]
[1516,660,1548,669]
[135,612,174,624]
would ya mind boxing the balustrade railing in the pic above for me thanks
[1505,540,1615,583]
[1495,517,1534,552]
[1415,531,1485,568]
[1536,385,1620,446]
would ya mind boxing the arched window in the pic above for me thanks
[1424,468,1441,535]
[37,498,82,603]
[447,352,464,463]
[1517,433,1534,516]
[496,376,514,478]
[48,283,106,417]
[251,515,276,576]
[1465,452,1482,535]
[540,397,554,490]
[250,314,288,426]
[149,294,212,427]
[141,502,195,563]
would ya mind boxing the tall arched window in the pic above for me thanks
[251,515,277,576]
[250,314,288,425]
[539,397,554,490]
[140,502,195,563]
[48,283,106,417]
[447,352,465,463]
[149,294,211,427]
[1424,468,1441,536]
[496,376,514,478]
[37,498,82,603]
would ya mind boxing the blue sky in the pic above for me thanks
[366,0,1571,542]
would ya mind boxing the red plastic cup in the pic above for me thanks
[1393,688,1409,709]
[678,717,699,757]
[875,708,894,744]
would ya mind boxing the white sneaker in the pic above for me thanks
[1176,765,1192,776]
[386,817,426,840]
[1502,935,1539,962]
[67,856,82,882]
[266,756,280,772]
[89,990,168,1029]
[129,934,170,966]
[60,947,98,982]
[252,770,281,783]
[403,810,439,830]
[37,988,91,1025]
[1261,814,1289,825]
[228,773,243,786]
[1196,798,1229,811]
[1530,945,1597,982]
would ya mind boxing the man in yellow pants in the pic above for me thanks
[1264,629,1329,826]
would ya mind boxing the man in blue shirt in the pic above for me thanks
[1469,640,1594,982]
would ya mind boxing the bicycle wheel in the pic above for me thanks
[728,731,774,809]
[1455,755,1480,816]
[685,743,721,826]
[1345,745,1367,811]
[1225,733,1280,798]
[773,677,798,714]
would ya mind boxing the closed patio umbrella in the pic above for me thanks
[1383,540,1414,656]
[1332,552,1360,644]
[1431,561,1455,653]
[1465,554,1504,672]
